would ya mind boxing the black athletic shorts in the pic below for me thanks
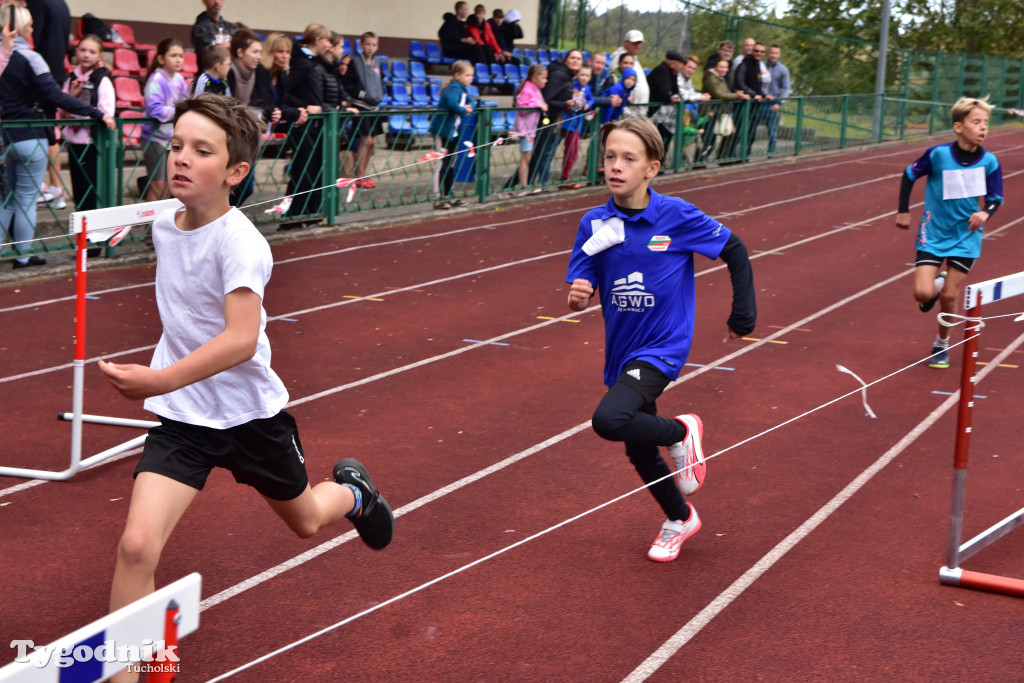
[136,410,310,501]
[915,250,975,274]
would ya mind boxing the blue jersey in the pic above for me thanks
[566,188,731,386]
[905,142,1003,258]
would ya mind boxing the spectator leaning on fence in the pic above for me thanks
[429,60,475,210]
[763,44,790,157]
[340,31,386,189]
[0,4,114,270]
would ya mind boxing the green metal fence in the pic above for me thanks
[0,95,992,263]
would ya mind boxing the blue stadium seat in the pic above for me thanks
[425,41,442,64]
[410,40,427,62]
[583,51,591,63]
[411,113,431,134]
[409,60,428,83]
[523,48,536,64]
[388,114,410,133]
[410,83,430,107]
[429,82,442,105]
[342,39,353,56]
[489,63,504,83]
[390,60,410,83]
[378,57,391,83]
[466,84,481,98]
[439,44,456,64]
[355,38,362,54]
[503,64,520,85]
[474,63,491,84]
[537,49,550,64]
[491,109,508,132]
[512,48,524,62]
[519,64,530,81]
[390,83,411,107]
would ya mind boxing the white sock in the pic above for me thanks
[935,336,949,349]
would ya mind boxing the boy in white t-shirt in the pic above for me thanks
[99,95,392,671]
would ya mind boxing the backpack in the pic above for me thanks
[80,13,114,42]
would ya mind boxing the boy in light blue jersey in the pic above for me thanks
[896,96,1003,369]
[566,117,756,563]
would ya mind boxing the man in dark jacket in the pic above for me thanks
[732,42,770,157]
[647,50,686,162]
[191,0,236,55]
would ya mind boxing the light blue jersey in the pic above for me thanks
[905,142,1003,258]
[566,189,730,386]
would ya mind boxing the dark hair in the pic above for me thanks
[200,44,230,71]
[173,93,265,168]
[230,29,261,60]
[600,116,664,163]
[147,38,184,79]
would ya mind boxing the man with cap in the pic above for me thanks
[609,29,648,105]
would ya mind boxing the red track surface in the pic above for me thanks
[3,133,1024,681]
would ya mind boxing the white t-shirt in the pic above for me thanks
[143,207,288,429]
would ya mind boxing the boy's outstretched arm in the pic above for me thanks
[895,172,915,230]
[99,288,262,400]
[719,233,756,338]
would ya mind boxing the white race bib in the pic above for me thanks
[582,217,625,256]
[942,167,985,200]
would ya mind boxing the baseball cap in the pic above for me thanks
[505,8,522,22]
[624,29,644,43]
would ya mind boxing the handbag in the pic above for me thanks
[714,112,735,136]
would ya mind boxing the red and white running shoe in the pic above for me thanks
[647,504,701,562]
[668,414,705,495]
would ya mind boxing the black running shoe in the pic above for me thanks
[333,459,394,550]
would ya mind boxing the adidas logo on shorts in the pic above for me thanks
[627,368,641,381]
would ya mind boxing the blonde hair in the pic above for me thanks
[514,64,547,100]
[599,117,665,163]
[261,33,292,73]
[302,23,330,45]
[951,96,993,125]
[0,5,31,35]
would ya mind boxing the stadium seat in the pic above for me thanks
[429,82,442,105]
[409,61,428,83]
[489,63,504,83]
[474,63,491,84]
[390,83,411,107]
[583,51,591,63]
[425,42,442,64]
[491,109,508,132]
[181,51,198,79]
[503,63,520,84]
[410,113,431,134]
[519,64,530,81]
[110,48,145,78]
[118,109,146,147]
[439,44,455,64]
[378,57,391,82]
[113,76,145,110]
[388,114,410,133]
[512,48,524,62]
[410,83,430,107]
[390,60,410,83]
[537,49,549,64]
[409,40,427,62]
[110,23,156,53]
[356,39,362,54]
[342,39,353,56]
[523,48,536,64]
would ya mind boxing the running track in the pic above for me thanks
[2,132,1024,680]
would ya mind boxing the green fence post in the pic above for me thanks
[321,111,339,225]
[475,108,492,202]
[839,95,849,149]
[929,52,941,134]
[957,53,967,99]
[93,121,118,257]
[585,114,600,186]
[671,102,683,172]
[794,97,803,156]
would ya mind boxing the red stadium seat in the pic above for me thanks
[110,23,156,53]
[110,48,145,78]
[181,51,199,79]
[113,76,145,110]
[118,110,146,147]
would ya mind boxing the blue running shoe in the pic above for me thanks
[928,345,950,369]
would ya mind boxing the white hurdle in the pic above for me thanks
[939,270,1024,598]
[0,573,200,682]
[0,199,181,481]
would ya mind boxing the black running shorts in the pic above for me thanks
[136,411,310,501]
[915,250,975,274]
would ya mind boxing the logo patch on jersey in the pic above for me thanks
[647,235,671,252]
[610,271,654,312]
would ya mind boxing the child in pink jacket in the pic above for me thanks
[512,64,547,193]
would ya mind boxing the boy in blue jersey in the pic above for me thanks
[566,117,756,562]
[896,97,1003,369]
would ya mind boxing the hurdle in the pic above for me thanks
[939,270,1024,598]
[0,572,200,682]
[0,200,181,481]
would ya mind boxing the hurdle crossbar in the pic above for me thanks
[0,572,200,682]
[0,199,181,481]
[939,270,1024,598]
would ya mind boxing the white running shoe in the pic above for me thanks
[668,414,705,495]
[647,504,702,562]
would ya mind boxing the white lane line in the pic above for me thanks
[620,331,1024,682]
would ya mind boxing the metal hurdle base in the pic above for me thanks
[940,566,1024,598]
